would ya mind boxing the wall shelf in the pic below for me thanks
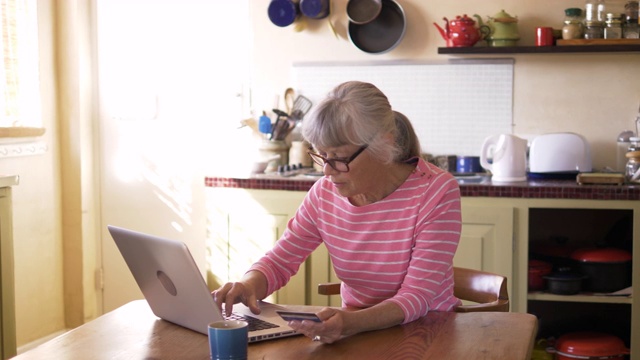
[438,44,640,54]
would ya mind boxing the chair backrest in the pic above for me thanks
[317,267,509,313]
[453,267,509,312]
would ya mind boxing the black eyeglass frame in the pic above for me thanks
[307,145,368,173]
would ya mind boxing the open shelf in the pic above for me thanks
[438,44,640,54]
[528,292,632,304]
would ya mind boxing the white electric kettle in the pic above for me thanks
[480,134,527,182]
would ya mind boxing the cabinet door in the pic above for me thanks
[456,203,514,300]
[206,188,306,305]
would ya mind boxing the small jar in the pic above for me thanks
[629,136,640,152]
[605,13,623,38]
[562,8,584,39]
[625,151,640,183]
[623,22,639,38]
[585,0,606,22]
[617,130,636,172]
[624,1,639,21]
[584,20,605,38]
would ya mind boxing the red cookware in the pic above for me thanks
[433,14,490,47]
[528,259,552,291]
[570,247,632,293]
[552,331,630,360]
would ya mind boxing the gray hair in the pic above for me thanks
[302,81,420,164]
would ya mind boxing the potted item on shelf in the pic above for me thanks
[550,331,630,360]
[543,268,587,295]
[570,247,632,293]
[528,259,553,291]
[432,14,490,47]
[479,9,520,47]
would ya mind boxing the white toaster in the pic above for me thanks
[529,133,592,173]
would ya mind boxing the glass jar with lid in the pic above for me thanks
[625,151,640,183]
[585,0,606,22]
[563,8,584,39]
[623,1,639,38]
[605,13,623,38]
[584,20,605,38]
[629,136,640,152]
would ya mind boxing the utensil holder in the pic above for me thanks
[259,140,289,173]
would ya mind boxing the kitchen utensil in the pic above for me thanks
[576,173,625,185]
[290,95,313,121]
[271,108,291,140]
[348,0,406,54]
[480,134,527,182]
[268,0,299,27]
[258,141,289,173]
[552,332,630,360]
[528,259,553,291]
[456,156,481,173]
[528,132,592,177]
[284,88,295,114]
[480,9,520,47]
[543,271,587,295]
[570,247,632,293]
[258,112,272,138]
[346,0,382,24]
[433,14,490,47]
[300,0,330,19]
[536,27,554,46]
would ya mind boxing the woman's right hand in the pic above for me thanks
[211,271,267,316]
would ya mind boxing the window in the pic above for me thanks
[0,0,41,130]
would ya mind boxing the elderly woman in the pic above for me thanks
[213,81,462,343]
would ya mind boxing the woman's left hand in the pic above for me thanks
[287,307,344,344]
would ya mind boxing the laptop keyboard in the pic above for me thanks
[227,313,280,331]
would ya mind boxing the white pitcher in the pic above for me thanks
[480,134,527,182]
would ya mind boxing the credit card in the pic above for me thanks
[276,310,322,322]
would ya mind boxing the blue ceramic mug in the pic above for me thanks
[208,320,248,360]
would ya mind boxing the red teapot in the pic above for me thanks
[433,14,489,47]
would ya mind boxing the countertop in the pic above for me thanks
[205,173,640,201]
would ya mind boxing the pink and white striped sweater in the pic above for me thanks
[249,158,462,323]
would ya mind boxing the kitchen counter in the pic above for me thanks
[204,174,640,200]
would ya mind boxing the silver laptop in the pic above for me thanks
[107,225,307,342]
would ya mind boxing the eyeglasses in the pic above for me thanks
[307,145,368,173]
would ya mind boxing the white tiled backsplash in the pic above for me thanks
[293,59,513,157]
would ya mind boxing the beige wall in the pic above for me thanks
[5,0,639,351]
[2,0,66,348]
[249,0,640,170]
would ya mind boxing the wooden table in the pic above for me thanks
[12,300,538,360]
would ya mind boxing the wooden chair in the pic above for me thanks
[317,266,509,313]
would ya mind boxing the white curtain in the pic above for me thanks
[0,0,40,128]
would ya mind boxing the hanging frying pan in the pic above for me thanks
[346,0,382,25]
[348,0,406,54]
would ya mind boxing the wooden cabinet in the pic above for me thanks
[471,197,639,359]
[206,187,639,358]
[455,200,514,301]
[206,188,306,305]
